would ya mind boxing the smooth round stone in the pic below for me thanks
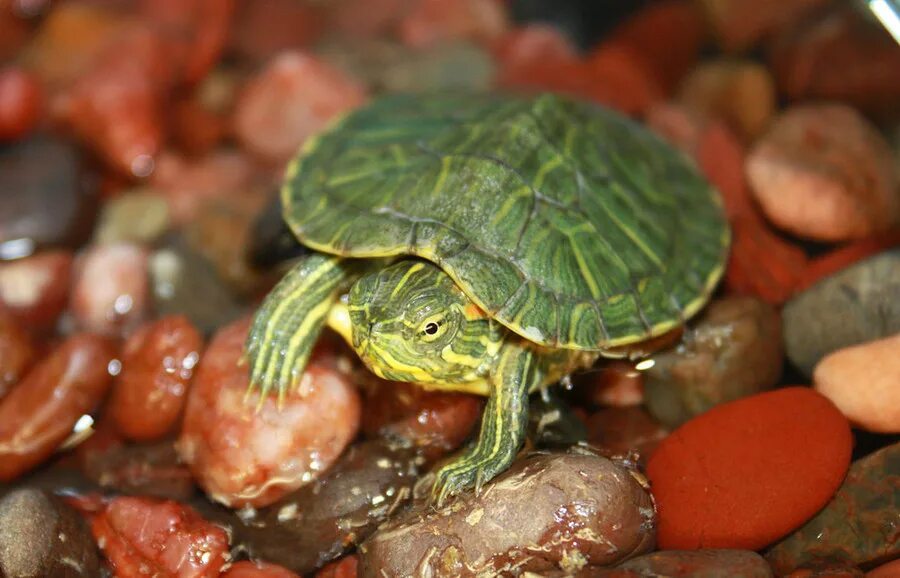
[0,136,96,260]
[0,488,101,577]
[782,250,900,376]
[94,189,170,245]
[644,296,783,428]
[648,387,853,550]
[814,333,900,433]
[746,104,899,242]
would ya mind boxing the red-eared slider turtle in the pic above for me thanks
[245,92,730,504]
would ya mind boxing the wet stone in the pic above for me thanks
[766,442,900,575]
[0,250,73,333]
[82,440,196,501]
[586,406,668,464]
[0,136,97,260]
[359,448,655,578]
[232,439,421,574]
[0,488,101,578]
[644,296,783,428]
[615,549,773,577]
[0,67,43,143]
[94,189,170,245]
[782,250,900,377]
[0,311,34,400]
[149,242,246,336]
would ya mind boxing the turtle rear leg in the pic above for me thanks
[431,342,541,506]
[245,253,355,405]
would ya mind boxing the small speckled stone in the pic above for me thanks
[644,296,783,428]
[94,189,170,245]
[782,250,900,376]
[0,488,101,577]
[766,443,900,575]
[616,549,773,577]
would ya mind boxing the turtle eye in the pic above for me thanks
[417,315,448,342]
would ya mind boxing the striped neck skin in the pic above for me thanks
[348,259,502,385]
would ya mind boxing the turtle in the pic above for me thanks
[245,92,730,505]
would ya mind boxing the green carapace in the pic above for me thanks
[245,92,730,504]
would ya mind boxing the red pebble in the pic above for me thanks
[222,561,301,578]
[398,0,509,49]
[0,250,73,333]
[52,25,177,177]
[140,0,234,85]
[70,243,149,336]
[231,0,326,63]
[725,214,808,305]
[798,232,900,291]
[700,0,826,52]
[177,317,361,508]
[0,334,115,481]
[362,376,482,460]
[0,67,42,142]
[109,316,204,441]
[0,310,35,399]
[491,24,579,88]
[170,96,228,157]
[92,496,230,578]
[606,0,705,93]
[316,556,359,578]
[588,361,644,407]
[151,150,258,224]
[647,387,853,550]
[586,43,664,117]
[233,51,367,165]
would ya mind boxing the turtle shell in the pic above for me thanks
[281,92,730,350]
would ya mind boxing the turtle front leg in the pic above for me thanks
[431,342,542,506]
[245,253,356,405]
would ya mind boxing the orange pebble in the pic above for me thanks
[647,387,853,550]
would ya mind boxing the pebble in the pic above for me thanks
[768,5,900,118]
[868,559,900,578]
[586,406,668,463]
[0,250,73,332]
[616,549,774,577]
[150,149,260,225]
[20,3,128,90]
[222,561,301,578]
[233,51,367,165]
[725,214,809,305]
[0,10,29,62]
[490,24,578,79]
[647,387,853,550]
[108,315,204,441]
[232,439,420,574]
[798,232,900,291]
[0,488,101,577]
[359,449,655,577]
[0,67,42,142]
[586,42,664,117]
[0,334,116,481]
[81,440,196,501]
[92,496,230,577]
[0,136,97,260]
[766,442,900,575]
[230,0,325,63]
[51,24,177,178]
[361,375,482,461]
[606,0,705,93]
[677,59,776,141]
[149,242,246,336]
[70,242,149,336]
[697,0,827,52]
[139,0,233,86]
[644,296,783,428]
[0,311,34,399]
[378,41,495,93]
[316,556,358,578]
[814,334,900,433]
[746,104,899,242]
[782,250,900,376]
[177,317,361,508]
[586,360,644,407]
[398,0,509,49]
[93,189,170,245]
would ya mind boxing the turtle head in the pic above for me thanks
[348,260,500,385]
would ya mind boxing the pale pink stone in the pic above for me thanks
[70,243,149,336]
[813,333,900,433]
[233,51,367,165]
[0,251,72,332]
[177,317,361,508]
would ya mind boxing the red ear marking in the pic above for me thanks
[465,303,487,319]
